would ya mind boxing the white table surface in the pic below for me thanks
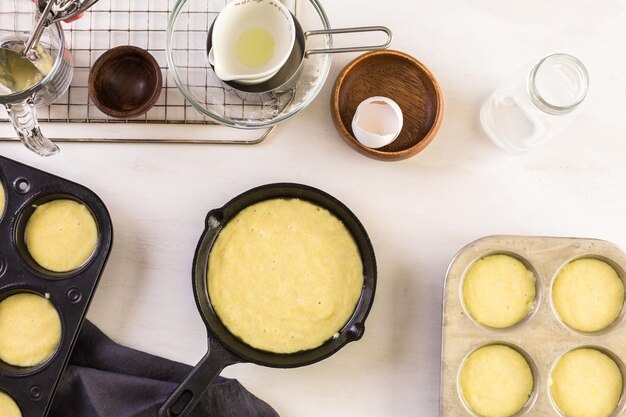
[2,1,626,416]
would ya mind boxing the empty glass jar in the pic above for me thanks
[480,53,589,154]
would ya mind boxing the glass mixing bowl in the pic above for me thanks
[166,0,332,129]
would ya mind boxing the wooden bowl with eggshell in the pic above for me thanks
[331,50,444,161]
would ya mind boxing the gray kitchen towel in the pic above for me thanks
[49,320,279,417]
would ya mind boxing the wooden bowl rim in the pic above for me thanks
[331,50,444,161]
[88,45,163,119]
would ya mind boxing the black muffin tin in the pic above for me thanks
[0,156,113,417]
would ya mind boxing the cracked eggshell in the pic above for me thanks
[351,96,404,149]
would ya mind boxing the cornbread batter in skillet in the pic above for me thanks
[0,391,21,417]
[551,349,622,417]
[0,293,61,367]
[553,258,624,332]
[463,254,536,328]
[208,198,363,353]
[25,199,98,272]
[460,345,534,417]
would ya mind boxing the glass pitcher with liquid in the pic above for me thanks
[0,7,73,156]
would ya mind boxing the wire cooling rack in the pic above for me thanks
[0,0,279,144]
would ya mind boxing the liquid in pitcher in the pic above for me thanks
[0,42,53,95]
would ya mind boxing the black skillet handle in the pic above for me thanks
[158,338,239,417]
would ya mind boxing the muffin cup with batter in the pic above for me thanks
[0,176,7,224]
[15,196,100,277]
[458,343,537,417]
[550,347,625,417]
[461,253,539,329]
[552,258,626,334]
[0,290,62,373]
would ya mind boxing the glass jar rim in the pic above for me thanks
[528,53,589,116]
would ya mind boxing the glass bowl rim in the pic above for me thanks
[166,0,333,129]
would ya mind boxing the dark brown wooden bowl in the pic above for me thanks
[331,50,444,161]
[88,46,162,119]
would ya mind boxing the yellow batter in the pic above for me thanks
[0,293,62,367]
[0,391,21,417]
[0,183,5,218]
[551,349,622,417]
[463,254,536,328]
[553,259,624,332]
[460,345,534,417]
[25,199,98,273]
[208,198,363,353]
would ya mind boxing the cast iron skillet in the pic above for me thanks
[158,183,377,417]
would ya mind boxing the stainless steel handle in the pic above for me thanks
[24,0,57,57]
[304,26,392,57]
[39,0,101,23]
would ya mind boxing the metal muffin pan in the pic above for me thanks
[441,235,626,417]
[0,155,113,417]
